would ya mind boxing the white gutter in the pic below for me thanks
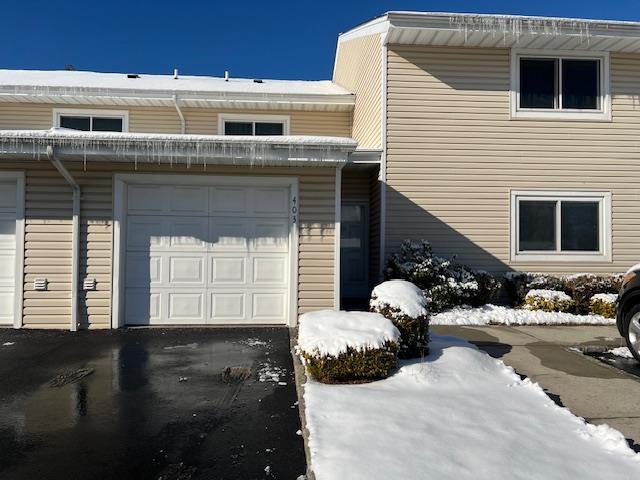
[46,145,80,332]
[173,94,186,134]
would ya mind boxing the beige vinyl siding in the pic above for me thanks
[386,45,640,275]
[8,161,335,329]
[333,34,383,148]
[0,103,352,137]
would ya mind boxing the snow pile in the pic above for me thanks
[607,347,635,359]
[431,304,613,326]
[591,293,617,304]
[525,289,572,302]
[298,310,400,357]
[370,280,428,318]
[304,335,640,480]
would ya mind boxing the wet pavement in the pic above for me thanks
[583,348,640,378]
[0,328,306,480]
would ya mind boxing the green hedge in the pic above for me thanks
[370,303,429,359]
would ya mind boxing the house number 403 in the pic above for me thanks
[291,196,297,224]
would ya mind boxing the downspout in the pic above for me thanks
[173,94,186,134]
[46,146,80,332]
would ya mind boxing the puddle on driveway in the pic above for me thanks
[578,346,640,378]
[0,328,305,480]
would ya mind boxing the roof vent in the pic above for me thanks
[127,74,140,79]
[253,79,263,83]
[174,68,179,79]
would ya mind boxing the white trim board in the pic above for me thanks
[111,173,300,328]
[53,108,130,132]
[509,189,612,263]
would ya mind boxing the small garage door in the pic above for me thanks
[0,180,17,325]
[124,181,292,325]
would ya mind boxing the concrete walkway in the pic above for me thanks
[432,325,640,450]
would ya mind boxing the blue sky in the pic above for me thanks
[3,1,640,80]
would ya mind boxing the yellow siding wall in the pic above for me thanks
[333,34,384,149]
[386,45,640,275]
[4,161,335,329]
[0,103,352,137]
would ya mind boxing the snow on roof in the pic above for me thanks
[0,69,352,96]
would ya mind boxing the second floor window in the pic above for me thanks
[219,114,289,136]
[55,109,127,132]
[511,51,610,121]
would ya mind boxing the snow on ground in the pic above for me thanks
[370,280,428,318]
[608,347,635,359]
[431,304,614,326]
[303,335,640,480]
[592,293,618,304]
[298,310,400,357]
[2,342,14,347]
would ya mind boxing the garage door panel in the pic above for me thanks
[0,290,14,322]
[128,185,165,214]
[0,253,15,284]
[125,290,161,324]
[168,218,207,249]
[253,221,289,251]
[253,188,288,215]
[0,182,16,325]
[253,256,287,285]
[126,253,161,286]
[252,292,286,322]
[127,217,164,250]
[210,187,248,215]
[210,220,250,250]
[170,186,208,215]
[169,256,204,284]
[0,183,16,211]
[0,217,16,246]
[210,292,246,320]
[168,292,205,321]
[210,256,246,284]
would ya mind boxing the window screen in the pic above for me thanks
[224,122,253,135]
[560,201,599,251]
[60,116,91,131]
[520,59,557,109]
[561,59,600,110]
[255,122,284,136]
[518,200,557,251]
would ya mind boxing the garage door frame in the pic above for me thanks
[111,173,299,328]
[0,171,25,329]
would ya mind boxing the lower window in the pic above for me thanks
[511,191,611,262]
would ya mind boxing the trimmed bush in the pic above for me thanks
[385,240,501,313]
[589,293,617,318]
[524,289,575,313]
[298,310,400,384]
[301,343,399,383]
[370,280,430,358]
[565,274,623,314]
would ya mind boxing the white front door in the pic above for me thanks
[0,180,17,325]
[123,181,292,325]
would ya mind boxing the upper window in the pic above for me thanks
[219,114,289,136]
[511,51,610,121]
[510,191,611,262]
[54,109,128,132]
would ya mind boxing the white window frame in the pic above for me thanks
[53,108,129,132]
[510,49,611,121]
[510,190,612,263]
[218,113,290,135]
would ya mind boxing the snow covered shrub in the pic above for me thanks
[298,311,400,383]
[370,280,430,358]
[523,289,575,313]
[564,274,623,314]
[589,293,617,318]
[504,272,567,306]
[385,240,501,313]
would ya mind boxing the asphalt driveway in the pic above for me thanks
[0,328,305,480]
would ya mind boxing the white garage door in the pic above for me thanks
[123,182,291,325]
[0,180,17,325]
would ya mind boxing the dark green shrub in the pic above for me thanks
[370,303,429,358]
[565,274,623,314]
[385,240,501,313]
[504,272,568,306]
[301,342,399,383]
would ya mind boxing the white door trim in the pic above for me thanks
[0,171,25,328]
[111,173,299,328]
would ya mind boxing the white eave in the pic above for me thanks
[340,11,640,53]
[0,128,358,167]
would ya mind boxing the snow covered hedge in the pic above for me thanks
[298,310,400,383]
[370,280,429,358]
[590,293,617,318]
[385,240,501,313]
[524,289,575,313]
